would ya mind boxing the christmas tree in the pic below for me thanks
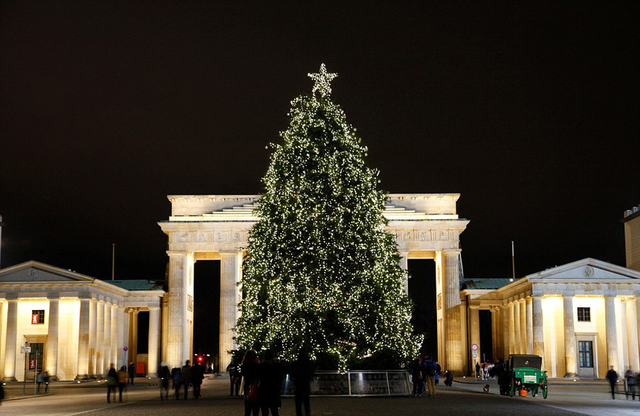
[235,64,421,369]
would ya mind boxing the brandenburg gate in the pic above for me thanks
[158,193,469,372]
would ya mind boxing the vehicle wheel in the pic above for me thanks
[543,385,548,399]
[532,388,537,397]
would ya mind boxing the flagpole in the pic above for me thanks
[112,243,115,280]
[511,241,515,281]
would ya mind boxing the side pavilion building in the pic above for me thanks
[0,261,164,381]
[464,258,640,378]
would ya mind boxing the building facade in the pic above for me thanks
[464,258,640,378]
[624,204,640,272]
[0,261,163,381]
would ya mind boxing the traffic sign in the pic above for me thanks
[471,343,478,351]
[123,346,128,352]
[473,350,478,358]
[21,346,31,353]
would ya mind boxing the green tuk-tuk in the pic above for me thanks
[508,354,548,398]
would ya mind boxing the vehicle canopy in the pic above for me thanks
[509,354,542,370]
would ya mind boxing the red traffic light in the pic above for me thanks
[197,355,203,362]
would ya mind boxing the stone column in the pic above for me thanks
[526,297,533,354]
[110,304,117,370]
[563,296,577,377]
[519,299,527,354]
[130,310,139,367]
[514,300,521,354]
[508,302,516,356]
[220,251,242,371]
[166,251,193,369]
[104,302,112,368]
[501,304,509,359]
[399,251,409,294]
[46,298,60,378]
[491,307,499,361]
[469,306,480,366]
[629,298,640,371]
[532,297,544,369]
[88,299,97,376]
[76,298,91,379]
[605,296,619,370]
[117,306,126,368]
[148,307,160,376]
[96,301,105,376]
[3,298,18,381]
[620,299,629,370]
[443,249,462,372]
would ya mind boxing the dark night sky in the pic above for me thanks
[1,1,639,283]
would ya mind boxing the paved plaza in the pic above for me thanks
[3,376,640,416]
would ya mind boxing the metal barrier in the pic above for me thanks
[282,370,411,397]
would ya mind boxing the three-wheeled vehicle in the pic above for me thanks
[507,354,548,398]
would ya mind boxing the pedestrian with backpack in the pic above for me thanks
[424,356,437,397]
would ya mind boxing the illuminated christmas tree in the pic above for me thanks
[235,64,421,369]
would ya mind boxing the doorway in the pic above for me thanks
[408,259,437,359]
[193,260,220,372]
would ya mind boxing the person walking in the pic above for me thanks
[128,362,135,385]
[291,350,314,416]
[43,371,50,393]
[191,361,205,399]
[607,366,619,399]
[424,356,437,397]
[0,380,4,406]
[36,370,44,393]
[259,350,283,416]
[242,350,260,416]
[107,364,118,403]
[181,360,192,400]
[117,366,127,402]
[625,367,637,400]
[160,363,171,400]
[227,357,241,396]
[172,367,182,400]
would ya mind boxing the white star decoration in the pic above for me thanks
[308,63,338,97]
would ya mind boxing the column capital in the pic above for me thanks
[443,249,462,256]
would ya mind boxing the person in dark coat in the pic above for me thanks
[160,363,171,400]
[191,362,205,399]
[107,364,118,403]
[625,367,637,400]
[117,366,128,402]
[607,366,619,399]
[128,362,135,385]
[410,358,423,396]
[181,360,192,399]
[291,350,314,416]
[242,350,260,416]
[259,350,283,416]
[227,357,241,396]
[172,367,182,400]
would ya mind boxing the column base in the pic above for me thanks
[2,376,17,382]
[75,374,91,381]
[563,372,578,378]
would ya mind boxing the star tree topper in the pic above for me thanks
[308,63,338,97]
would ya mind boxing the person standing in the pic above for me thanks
[607,366,619,399]
[227,358,241,396]
[160,363,171,400]
[424,356,437,397]
[128,362,135,385]
[410,358,423,396]
[625,367,637,400]
[242,350,260,416]
[117,366,127,402]
[172,367,182,400]
[181,360,192,400]
[36,370,44,393]
[259,350,283,416]
[191,361,205,399]
[291,350,314,416]
[107,364,118,403]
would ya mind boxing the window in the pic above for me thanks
[577,307,591,322]
[31,310,45,325]
[578,340,593,368]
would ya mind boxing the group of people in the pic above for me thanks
[35,370,51,393]
[474,361,494,380]
[606,366,639,400]
[410,356,445,397]
[157,360,205,400]
[240,349,314,416]
[105,364,130,403]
